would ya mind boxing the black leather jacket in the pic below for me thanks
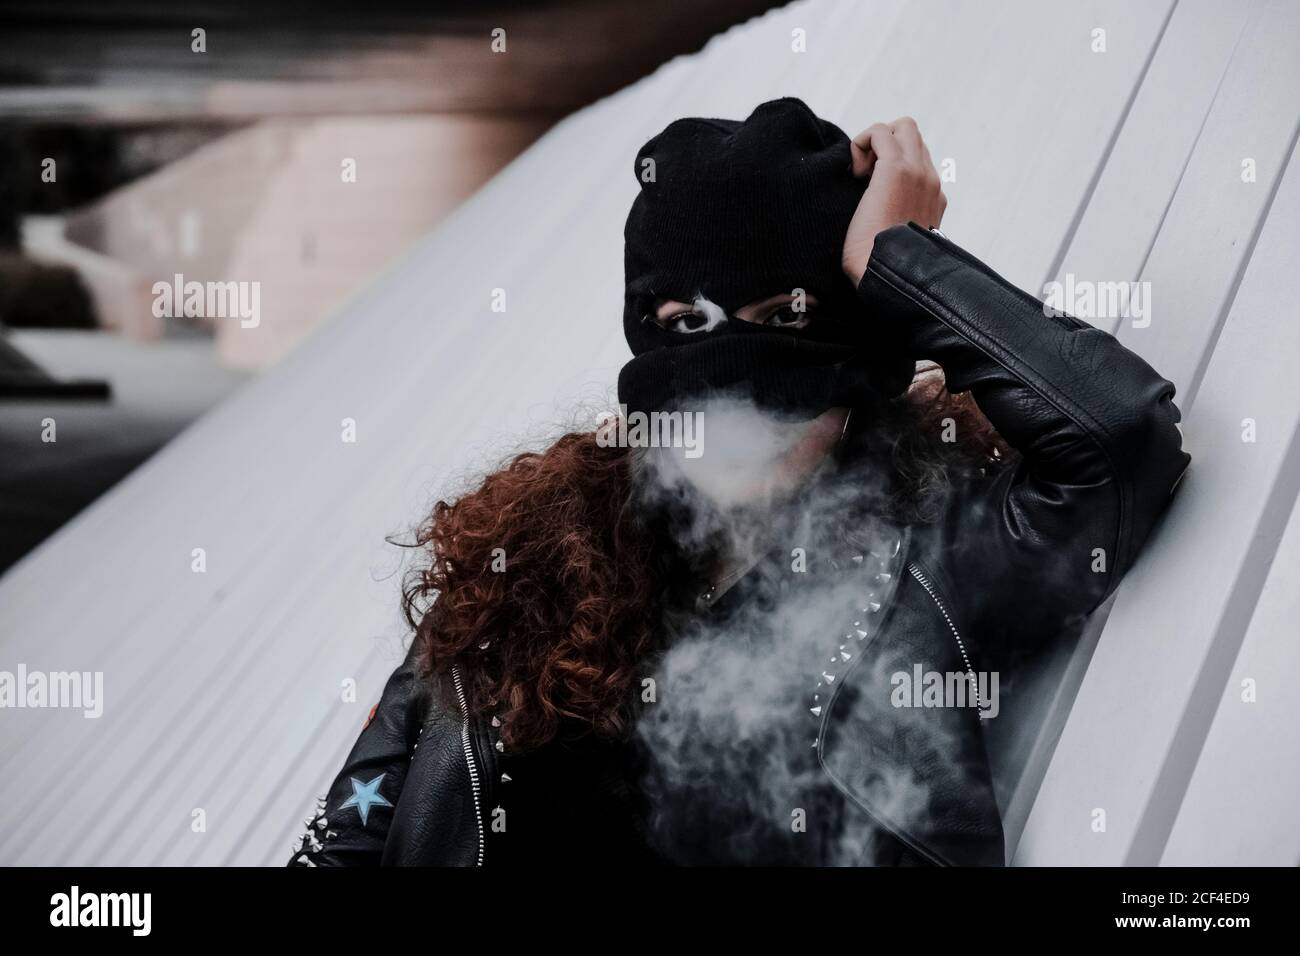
[289,224,1189,867]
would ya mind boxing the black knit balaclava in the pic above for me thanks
[617,97,913,421]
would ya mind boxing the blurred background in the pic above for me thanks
[0,0,777,572]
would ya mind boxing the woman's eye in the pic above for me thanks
[765,307,811,329]
[664,311,710,333]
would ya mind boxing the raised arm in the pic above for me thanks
[862,222,1190,639]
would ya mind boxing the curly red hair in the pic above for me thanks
[403,432,664,751]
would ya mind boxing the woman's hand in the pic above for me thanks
[842,117,947,285]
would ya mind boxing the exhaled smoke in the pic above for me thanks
[628,396,970,866]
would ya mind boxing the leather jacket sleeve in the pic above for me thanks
[288,642,429,866]
[859,223,1190,648]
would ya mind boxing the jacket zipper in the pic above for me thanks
[906,563,981,708]
[450,665,486,866]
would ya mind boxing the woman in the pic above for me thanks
[289,98,1188,867]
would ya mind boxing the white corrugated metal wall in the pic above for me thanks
[0,0,1296,865]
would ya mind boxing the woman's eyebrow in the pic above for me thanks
[655,299,696,318]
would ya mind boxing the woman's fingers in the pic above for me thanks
[848,139,875,178]
[887,116,923,156]
[887,117,940,182]
[842,115,948,281]
[853,117,942,186]
[857,122,901,158]
[850,122,900,177]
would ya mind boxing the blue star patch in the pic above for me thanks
[340,773,394,826]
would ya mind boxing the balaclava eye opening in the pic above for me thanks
[617,97,914,421]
